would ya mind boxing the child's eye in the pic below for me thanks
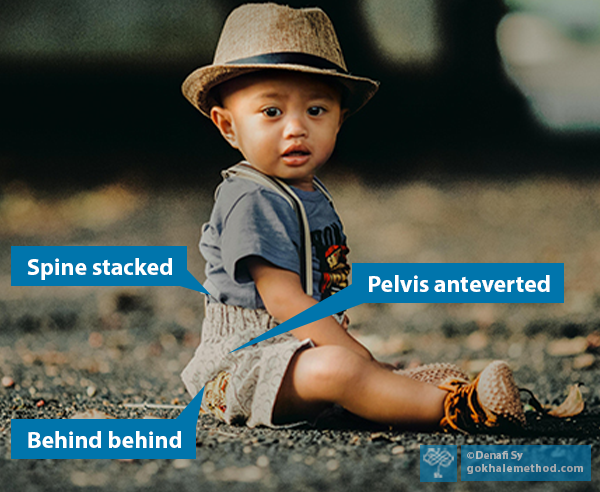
[307,106,326,116]
[262,107,282,117]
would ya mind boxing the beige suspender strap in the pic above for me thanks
[312,177,334,205]
[268,177,313,297]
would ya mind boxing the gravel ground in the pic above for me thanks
[2,175,600,490]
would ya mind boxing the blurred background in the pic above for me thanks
[3,0,600,362]
[1,0,600,189]
[2,0,600,387]
[2,2,600,487]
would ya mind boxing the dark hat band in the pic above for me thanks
[225,52,348,74]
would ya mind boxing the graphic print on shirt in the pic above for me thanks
[311,222,350,299]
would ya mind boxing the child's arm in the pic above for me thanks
[246,256,374,361]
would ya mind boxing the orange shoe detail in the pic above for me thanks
[438,361,525,433]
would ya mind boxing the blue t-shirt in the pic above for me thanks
[200,175,349,309]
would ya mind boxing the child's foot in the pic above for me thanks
[395,362,469,386]
[438,360,525,433]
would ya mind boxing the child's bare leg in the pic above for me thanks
[273,345,446,427]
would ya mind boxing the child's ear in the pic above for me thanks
[338,108,350,128]
[210,106,239,149]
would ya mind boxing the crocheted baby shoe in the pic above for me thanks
[395,362,469,386]
[438,360,525,433]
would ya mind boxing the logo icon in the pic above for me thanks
[420,445,457,482]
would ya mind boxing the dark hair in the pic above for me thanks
[208,70,349,110]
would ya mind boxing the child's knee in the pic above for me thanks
[295,346,366,396]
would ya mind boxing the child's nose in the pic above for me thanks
[283,114,308,138]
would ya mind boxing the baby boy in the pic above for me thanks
[181,3,524,432]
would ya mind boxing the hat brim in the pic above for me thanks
[182,63,379,118]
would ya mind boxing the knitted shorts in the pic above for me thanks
[181,301,315,428]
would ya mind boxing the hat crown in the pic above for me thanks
[213,3,347,71]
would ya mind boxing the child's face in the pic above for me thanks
[211,71,346,191]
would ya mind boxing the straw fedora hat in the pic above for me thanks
[182,3,379,117]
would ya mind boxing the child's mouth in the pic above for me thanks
[282,148,311,165]
[283,151,310,157]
